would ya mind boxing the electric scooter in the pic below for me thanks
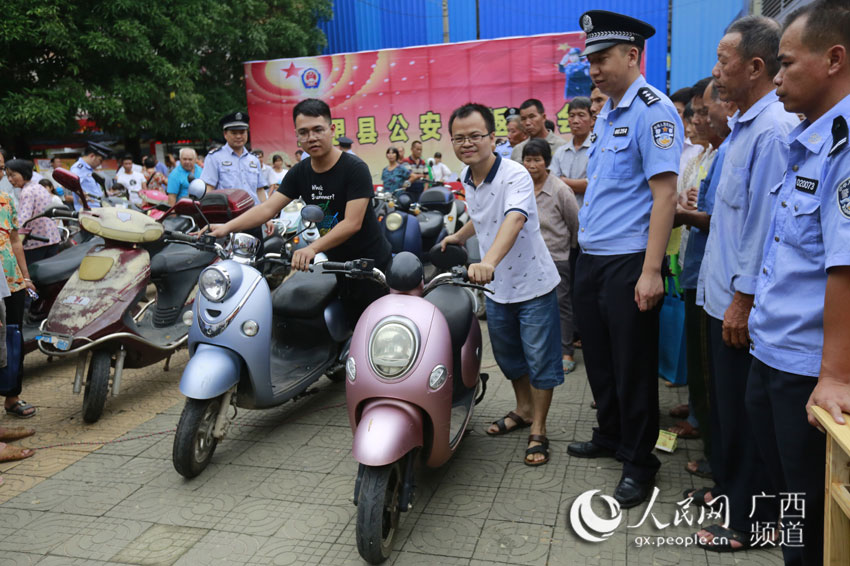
[170,205,356,479]
[35,176,237,423]
[327,245,490,564]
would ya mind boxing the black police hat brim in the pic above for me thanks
[581,41,623,57]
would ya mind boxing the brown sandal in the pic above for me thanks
[0,427,35,442]
[487,411,531,436]
[668,421,700,439]
[0,443,35,463]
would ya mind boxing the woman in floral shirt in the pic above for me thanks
[143,157,168,192]
[381,147,411,195]
[6,160,62,263]
[0,155,38,420]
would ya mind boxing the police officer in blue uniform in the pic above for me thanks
[201,111,269,206]
[747,3,850,564]
[560,47,593,99]
[566,10,683,508]
[69,142,111,209]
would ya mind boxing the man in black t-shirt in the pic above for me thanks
[210,98,391,319]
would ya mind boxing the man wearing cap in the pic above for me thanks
[69,142,111,209]
[566,10,683,508]
[201,112,268,206]
[337,136,356,156]
[495,108,524,160]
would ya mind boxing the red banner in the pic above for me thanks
[245,33,638,181]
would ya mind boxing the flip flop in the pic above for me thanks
[5,400,36,419]
[668,421,700,439]
[563,360,577,374]
[685,458,713,480]
[697,524,753,552]
[668,404,689,419]
[524,434,549,466]
[0,443,35,463]
[0,427,35,442]
[683,487,716,508]
[487,411,531,436]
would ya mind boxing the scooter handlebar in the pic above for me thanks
[163,230,198,244]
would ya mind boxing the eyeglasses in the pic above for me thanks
[296,126,329,141]
[451,132,493,145]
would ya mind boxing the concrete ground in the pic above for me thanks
[0,327,785,565]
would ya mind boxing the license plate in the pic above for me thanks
[36,334,72,351]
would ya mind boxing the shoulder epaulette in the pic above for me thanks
[637,87,660,106]
[829,116,848,157]
[207,146,222,156]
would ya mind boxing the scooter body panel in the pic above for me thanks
[347,294,458,468]
[179,343,242,399]
[44,246,150,345]
[352,399,424,466]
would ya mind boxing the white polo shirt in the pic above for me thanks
[462,155,559,304]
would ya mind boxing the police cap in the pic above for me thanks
[505,107,521,119]
[220,111,250,130]
[337,136,354,146]
[86,142,112,158]
[579,10,655,56]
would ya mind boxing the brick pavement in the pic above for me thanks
[0,328,785,565]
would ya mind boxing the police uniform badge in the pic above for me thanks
[581,14,593,32]
[651,121,675,149]
[590,133,597,143]
[837,176,850,219]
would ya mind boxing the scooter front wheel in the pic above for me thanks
[82,350,111,423]
[172,397,221,479]
[356,462,402,564]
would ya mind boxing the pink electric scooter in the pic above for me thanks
[321,245,490,564]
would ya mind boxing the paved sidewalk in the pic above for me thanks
[0,329,785,565]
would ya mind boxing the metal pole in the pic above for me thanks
[442,0,450,43]
[475,0,480,40]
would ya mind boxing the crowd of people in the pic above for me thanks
[0,3,848,565]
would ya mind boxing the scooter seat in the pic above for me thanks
[272,265,338,319]
[425,285,473,359]
[418,210,444,239]
[150,243,217,277]
[161,215,195,234]
[29,237,104,287]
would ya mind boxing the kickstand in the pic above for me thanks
[163,355,172,372]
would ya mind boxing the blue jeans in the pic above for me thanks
[485,289,563,390]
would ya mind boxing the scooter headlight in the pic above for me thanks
[199,266,230,302]
[385,212,404,232]
[369,317,419,379]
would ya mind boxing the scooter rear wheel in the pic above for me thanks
[172,397,221,479]
[82,350,111,424]
[356,462,402,564]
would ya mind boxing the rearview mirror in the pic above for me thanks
[300,204,324,225]
[51,168,90,210]
[188,178,206,200]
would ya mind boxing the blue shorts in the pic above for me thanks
[485,289,563,390]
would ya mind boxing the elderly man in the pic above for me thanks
[692,15,799,552]
[166,148,203,206]
[495,109,526,160]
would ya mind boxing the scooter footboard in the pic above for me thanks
[179,344,242,400]
[352,400,424,467]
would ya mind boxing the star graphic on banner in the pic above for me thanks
[557,43,571,51]
[283,62,301,78]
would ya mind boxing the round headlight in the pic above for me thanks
[182,310,194,327]
[346,357,356,382]
[242,320,259,336]
[199,267,230,302]
[369,318,418,379]
[428,365,448,390]
[386,212,404,232]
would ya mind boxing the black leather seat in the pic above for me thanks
[150,244,217,277]
[419,187,452,214]
[418,210,444,239]
[272,265,338,318]
[425,284,473,393]
[29,237,104,287]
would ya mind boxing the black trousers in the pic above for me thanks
[706,316,774,532]
[0,289,27,397]
[746,358,824,566]
[574,252,661,481]
[684,288,711,459]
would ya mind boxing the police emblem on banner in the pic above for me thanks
[651,121,675,149]
[302,68,321,89]
[837,176,850,219]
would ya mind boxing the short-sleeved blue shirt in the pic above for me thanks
[167,164,203,201]
[579,75,683,254]
[749,94,850,377]
[69,158,103,210]
[200,144,267,204]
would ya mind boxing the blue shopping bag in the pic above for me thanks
[658,271,687,385]
[0,324,23,393]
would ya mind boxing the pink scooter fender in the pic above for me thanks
[352,399,424,467]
